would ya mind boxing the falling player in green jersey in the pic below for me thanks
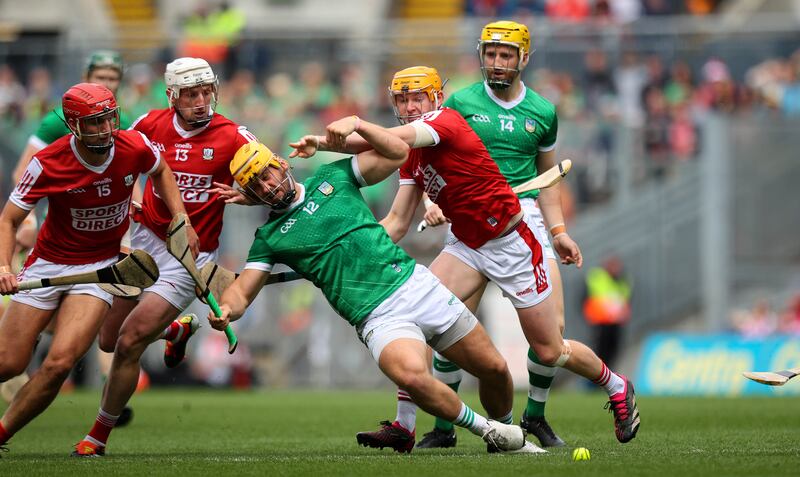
[206,140,544,454]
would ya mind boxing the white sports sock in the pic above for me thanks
[395,389,417,432]
[452,402,489,436]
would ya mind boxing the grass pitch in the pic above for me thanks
[1,388,798,476]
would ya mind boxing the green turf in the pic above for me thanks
[1,389,798,476]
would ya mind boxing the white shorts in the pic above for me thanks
[12,256,116,310]
[131,223,218,310]
[444,198,556,261]
[356,264,477,362]
[442,215,553,309]
[519,198,556,261]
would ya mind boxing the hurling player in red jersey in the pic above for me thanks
[72,57,257,457]
[0,83,189,451]
[291,66,639,451]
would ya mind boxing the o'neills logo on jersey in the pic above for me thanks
[71,197,130,232]
[153,171,213,203]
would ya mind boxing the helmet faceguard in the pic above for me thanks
[165,57,218,128]
[62,83,120,154]
[388,66,444,124]
[230,142,297,210]
[477,21,531,90]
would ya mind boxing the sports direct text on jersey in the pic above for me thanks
[70,197,131,231]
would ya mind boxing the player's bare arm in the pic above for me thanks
[380,184,423,243]
[149,160,200,257]
[535,149,582,267]
[209,268,269,331]
[0,202,31,293]
[12,143,39,184]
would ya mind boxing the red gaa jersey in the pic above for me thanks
[131,109,257,251]
[399,107,521,248]
[10,131,160,264]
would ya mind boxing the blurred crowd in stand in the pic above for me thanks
[3,44,799,210]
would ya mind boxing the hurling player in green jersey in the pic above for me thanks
[416,21,589,449]
[12,50,132,183]
[207,140,542,454]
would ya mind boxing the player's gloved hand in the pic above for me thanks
[208,304,232,331]
[553,233,583,268]
[210,182,255,205]
[288,135,320,159]
[423,203,448,228]
[0,266,18,295]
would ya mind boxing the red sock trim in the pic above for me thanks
[397,389,412,402]
[0,421,11,443]
[87,415,116,445]
[592,362,611,386]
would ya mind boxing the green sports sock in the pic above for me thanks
[525,347,557,418]
[432,352,462,432]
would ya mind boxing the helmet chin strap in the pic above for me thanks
[175,108,212,129]
[85,143,113,154]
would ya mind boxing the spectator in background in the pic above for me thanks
[778,293,800,335]
[642,87,672,178]
[583,49,616,114]
[582,255,632,369]
[731,298,778,339]
[0,65,26,126]
[179,1,245,78]
[615,51,647,127]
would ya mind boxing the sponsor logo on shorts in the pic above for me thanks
[448,295,457,306]
[516,287,534,297]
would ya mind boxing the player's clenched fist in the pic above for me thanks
[0,267,18,295]
[325,115,360,151]
[208,303,232,331]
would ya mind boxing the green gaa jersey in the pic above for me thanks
[28,106,133,149]
[245,158,416,326]
[444,81,557,200]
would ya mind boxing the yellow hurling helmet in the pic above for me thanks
[388,66,444,124]
[478,21,531,90]
[478,20,531,56]
[230,142,296,208]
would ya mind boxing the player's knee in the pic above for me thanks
[0,361,27,381]
[534,342,570,367]
[114,331,148,362]
[475,354,510,382]
[39,354,77,382]
[392,368,430,394]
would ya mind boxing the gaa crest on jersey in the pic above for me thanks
[124,174,134,186]
[317,181,334,196]
[202,147,214,161]
[525,118,536,133]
